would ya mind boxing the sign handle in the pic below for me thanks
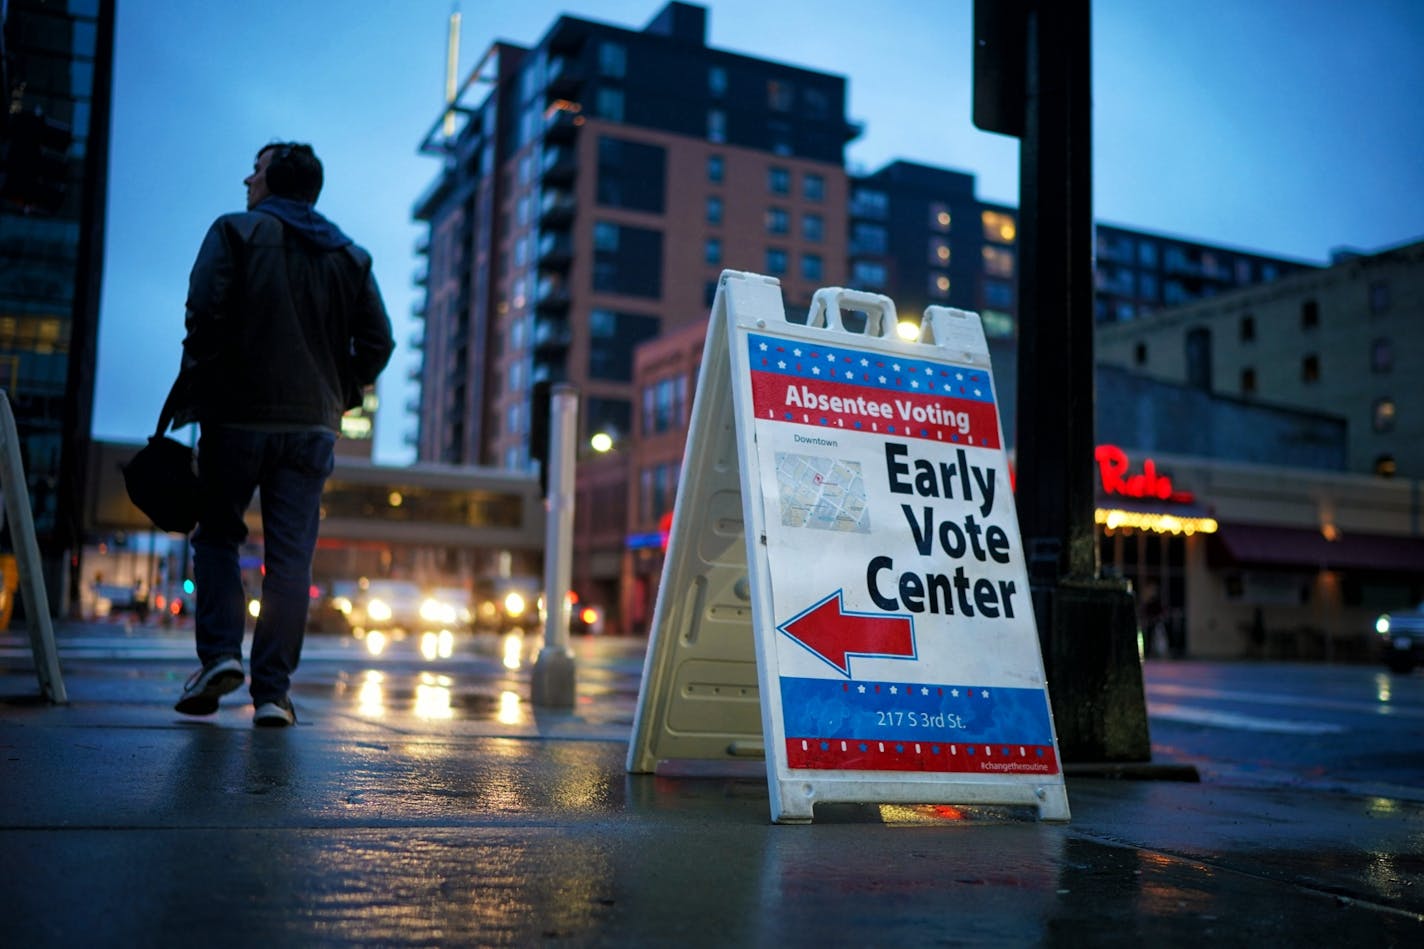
[806,287,898,338]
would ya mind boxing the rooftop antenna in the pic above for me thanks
[443,6,461,139]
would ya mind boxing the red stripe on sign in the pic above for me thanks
[750,371,1000,449]
[785,738,1060,776]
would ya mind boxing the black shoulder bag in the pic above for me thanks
[121,376,201,534]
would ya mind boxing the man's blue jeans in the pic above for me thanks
[191,427,336,705]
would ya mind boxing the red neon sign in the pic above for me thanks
[1094,444,1194,503]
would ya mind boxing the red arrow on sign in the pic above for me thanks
[778,591,916,676]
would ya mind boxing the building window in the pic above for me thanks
[852,261,886,288]
[1371,337,1393,373]
[851,187,887,219]
[1301,299,1319,330]
[707,155,724,183]
[929,202,951,232]
[590,309,661,382]
[1241,367,1256,395]
[1240,314,1256,342]
[1134,342,1147,366]
[981,209,1016,243]
[595,87,624,122]
[599,41,626,78]
[1375,455,1397,478]
[1185,327,1212,389]
[801,253,823,282]
[593,221,619,251]
[705,237,721,266]
[929,238,951,266]
[704,281,718,307]
[1369,279,1390,314]
[1302,353,1320,383]
[766,248,788,275]
[768,166,790,195]
[1372,397,1396,433]
[803,173,824,201]
[642,374,688,435]
[706,196,723,225]
[982,245,1014,278]
[596,136,665,212]
[802,212,823,242]
[851,222,887,255]
[765,207,789,235]
[767,79,794,111]
[929,273,950,299]
[984,280,1013,310]
[1140,273,1158,300]
[707,109,726,143]
[1138,242,1157,268]
[708,65,727,97]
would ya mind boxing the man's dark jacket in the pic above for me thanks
[175,196,394,431]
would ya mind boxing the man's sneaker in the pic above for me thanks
[253,696,296,728]
[174,657,245,715]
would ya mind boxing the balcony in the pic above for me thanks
[544,103,583,145]
[539,189,576,228]
[545,55,585,100]
[408,329,425,352]
[537,231,573,270]
[412,264,429,287]
[541,145,576,185]
[546,18,587,55]
[532,316,572,356]
[535,276,570,314]
[414,232,430,256]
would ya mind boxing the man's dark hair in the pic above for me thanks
[261,142,323,203]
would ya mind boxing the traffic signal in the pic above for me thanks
[2,111,72,214]
[972,0,1029,138]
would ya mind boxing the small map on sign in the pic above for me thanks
[775,452,870,533]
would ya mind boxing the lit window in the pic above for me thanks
[929,238,951,266]
[929,202,951,232]
[982,245,1014,278]
[929,273,950,299]
[981,209,1016,243]
[1373,397,1396,432]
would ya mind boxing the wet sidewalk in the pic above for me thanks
[1,623,1420,946]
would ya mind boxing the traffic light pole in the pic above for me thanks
[976,0,1150,762]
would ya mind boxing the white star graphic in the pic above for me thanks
[956,372,964,380]
[759,342,769,351]
[857,684,866,693]
[890,686,898,695]
[974,388,982,397]
[981,689,990,698]
[951,689,959,697]
[844,371,854,379]
[860,358,870,367]
[793,348,803,357]
[924,367,933,375]
[811,366,821,375]
[826,353,836,362]
[920,687,930,696]
[879,375,888,384]
[910,380,919,389]
[892,363,902,371]
[777,360,787,369]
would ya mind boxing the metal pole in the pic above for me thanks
[531,383,577,707]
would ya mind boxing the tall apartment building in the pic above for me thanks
[1,0,115,611]
[846,161,1318,341]
[1096,240,1424,479]
[413,1,855,476]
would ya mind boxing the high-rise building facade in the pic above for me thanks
[414,1,855,475]
[1,0,114,611]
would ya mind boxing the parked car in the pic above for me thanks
[473,578,543,633]
[340,579,427,634]
[1375,603,1424,673]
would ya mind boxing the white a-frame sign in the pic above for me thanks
[628,271,1069,824]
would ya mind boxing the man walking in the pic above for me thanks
[172,142,394,726]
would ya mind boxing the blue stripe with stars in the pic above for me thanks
[780,676,1054,744]
[748,332,996,405]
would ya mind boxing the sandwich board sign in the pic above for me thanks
[627,270,1068,824]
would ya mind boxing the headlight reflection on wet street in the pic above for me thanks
[317,629,544,727]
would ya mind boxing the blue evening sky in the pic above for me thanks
[94,0,1424,463]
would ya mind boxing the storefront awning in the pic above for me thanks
[1210,523,1424,573]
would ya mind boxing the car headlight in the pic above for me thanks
[367,598,392,623]
[333,596,352,615]
[1376,614,1391,635]
[421,598,457,625]
[504,592,526,618]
